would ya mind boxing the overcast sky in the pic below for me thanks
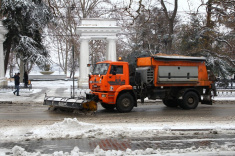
[119,0,207,21]
[178,0,202,12]
[162,0,206,23]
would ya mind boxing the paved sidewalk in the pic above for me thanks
[0,80,74,104]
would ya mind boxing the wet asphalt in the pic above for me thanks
[1,101,235,154]
[1,134,235,154]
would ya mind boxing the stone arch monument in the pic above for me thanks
[76,19,121,88]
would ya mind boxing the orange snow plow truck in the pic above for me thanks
[86,54,216,112]
[44,54,216,113]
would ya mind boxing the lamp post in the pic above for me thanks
[72,45,75,98]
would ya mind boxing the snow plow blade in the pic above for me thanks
[43,95,97,112]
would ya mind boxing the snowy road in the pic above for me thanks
[1,81,235,155]
[1,101,235,126]
[0,102,235,155]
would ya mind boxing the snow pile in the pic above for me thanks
[28,118,139,140]
[27,118,176,140]
[1,118,235,142]
[12,146,40,156]
[94,146,157,155]
[9,145,235,156]
[30,118,95,139]
[7,146,159,156]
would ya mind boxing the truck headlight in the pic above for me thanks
[101,94,106,97]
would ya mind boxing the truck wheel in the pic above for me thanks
[162,99,178,107]
[101,103,116,110]
[181,91,199,109]
[116,93,134,113]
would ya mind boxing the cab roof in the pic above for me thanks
[97,60,129,65]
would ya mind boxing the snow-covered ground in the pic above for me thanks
[1,118,235,156]
[1,80,235,155]
[4,145,235,156]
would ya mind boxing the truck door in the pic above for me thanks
[107,65,125,91]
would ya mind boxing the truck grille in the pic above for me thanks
[92,85,100,90]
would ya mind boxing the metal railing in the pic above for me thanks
[70,85,90,98]
[215,79,235,89]
[216,89,235,97]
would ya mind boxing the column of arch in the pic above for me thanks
[0,21,8,87]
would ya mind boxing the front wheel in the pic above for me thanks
[101,103,116,110]
[180,91,199,109]
[116,93,134,113]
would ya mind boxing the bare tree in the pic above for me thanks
[175,0,235,77]
[122,0,179,56]
[44,0,113,77]
[160,0,178,54]
[197,0,235,58]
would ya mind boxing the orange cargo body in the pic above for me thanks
[136,56,212,88]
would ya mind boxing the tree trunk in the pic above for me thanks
[4,39,11,75]
[205,0,213,49]
[160,0,178,54]
[20,59,24,83]
[64,40,68,75]
[206,0,212,28]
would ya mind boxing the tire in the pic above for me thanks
[116,93,134,113]
[101,103,116,110]
[180,91,199,110]
[162,99,178,107]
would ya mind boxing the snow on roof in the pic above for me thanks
[152,53,206,61]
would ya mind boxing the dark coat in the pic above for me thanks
[24,72,28,83]
[14,75,20,86]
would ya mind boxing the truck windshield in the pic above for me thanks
[93,63,109,75]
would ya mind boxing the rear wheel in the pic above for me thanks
[116,93,134,113]
[180,91,199,109]
[162,99,178,107]
[101,103,116,110]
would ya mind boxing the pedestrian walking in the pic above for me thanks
[13,73,17,84]
[13,73,20,96]
[209,71,217,96]
[24,71,28,88]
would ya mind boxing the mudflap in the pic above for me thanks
[43,95,97,113]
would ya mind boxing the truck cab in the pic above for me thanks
[89,60,135,112]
